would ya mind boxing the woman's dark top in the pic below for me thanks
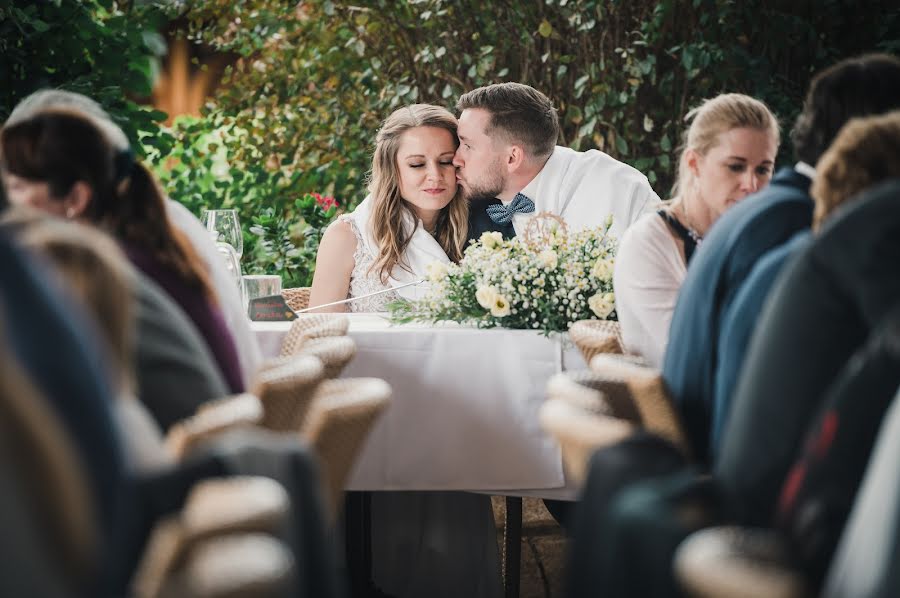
[657,209,699,263]
[124,243,244,394]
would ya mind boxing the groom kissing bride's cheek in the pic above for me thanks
[453,82,659,244]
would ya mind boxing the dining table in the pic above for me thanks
[253,313,586,501]
[255,313,590,597]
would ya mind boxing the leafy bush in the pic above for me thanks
[156,0,896,283]
[0,0,170,156]
[175,0,899,196]
[6,0,897,284]
[149,113,340,286]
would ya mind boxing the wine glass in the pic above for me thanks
[203,209,243,259]
[215,241,245,304]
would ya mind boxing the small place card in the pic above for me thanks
[248,294,297,321]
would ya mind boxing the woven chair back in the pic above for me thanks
[301,378,392,518]
[132,476,293,598]
[569,319,625,363]
[279,314,350,357]
[539,398,635,486]
[588,354,691,455]
[166,394,264,460]
[252,356,326,432]
[282,287,311,313]
[674,526,806,598]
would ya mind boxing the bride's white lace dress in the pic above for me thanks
[341,215,502,598]
[341,215,400,312]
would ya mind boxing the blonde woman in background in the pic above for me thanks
[614,93,780,367]
[309,103,468,312]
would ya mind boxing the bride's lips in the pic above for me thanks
[424,188,446,195]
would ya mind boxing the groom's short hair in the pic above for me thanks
[457,83,559,159]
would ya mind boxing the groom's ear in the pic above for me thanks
[505,144,527,173]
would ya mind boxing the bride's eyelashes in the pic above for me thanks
[407,160,456,168]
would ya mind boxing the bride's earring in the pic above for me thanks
[66,206,76,219]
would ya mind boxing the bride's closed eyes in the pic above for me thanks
[407,159,455,168]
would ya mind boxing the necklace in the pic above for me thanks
[679,201,703,245]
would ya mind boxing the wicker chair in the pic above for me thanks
[674,526,807,598]
[587,353,691,454]
[132,476,292,598]
[569,319,626,363]
[252,355,326,432]
[263,336,357,380]
[166,394,264,460]
[282,287,311,313]
[301,378,392,518]
[279,314,350,357]
[178,533,296,598]
[539,398,636,486]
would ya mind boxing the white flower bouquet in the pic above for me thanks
[388,213,617,335]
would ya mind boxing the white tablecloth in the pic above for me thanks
[253,314,585,499]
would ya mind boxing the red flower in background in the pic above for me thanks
[311,192,338,211]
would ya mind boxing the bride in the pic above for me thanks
[309,104,501,598]
[309,103,467,311]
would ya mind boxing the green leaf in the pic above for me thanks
[682,48,694,71]
[660,134,672,152]
[538,19,552,38]
[31,19,50,33]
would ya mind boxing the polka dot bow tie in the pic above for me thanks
[486,193,536,225]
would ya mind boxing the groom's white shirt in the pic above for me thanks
[507,146,660,240]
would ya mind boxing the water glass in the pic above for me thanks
[242,274,282,310]
[203,208,243,258]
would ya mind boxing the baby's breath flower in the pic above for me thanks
[537,249,558,269]
[426,261,449,282]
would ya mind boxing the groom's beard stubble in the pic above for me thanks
[459,158,506,201]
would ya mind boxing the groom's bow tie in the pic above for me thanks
[486,193,535,224]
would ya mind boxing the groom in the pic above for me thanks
[454,82,660,244]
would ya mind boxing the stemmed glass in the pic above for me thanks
[215,241,245,301]
[203,209,243,259]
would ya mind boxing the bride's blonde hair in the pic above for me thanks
[368,104,468,283]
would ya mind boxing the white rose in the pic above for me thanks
[588,291,616,319]
[480,231,503,249]
[426,261,448,282]
[537,249,558,270]
[475,285,498,309]
[591,257,614,280]
[490,294,511,317]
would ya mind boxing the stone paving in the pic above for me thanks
[492,497,568,598]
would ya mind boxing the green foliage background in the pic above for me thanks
[3,0,899,286]
[0,0,170,155]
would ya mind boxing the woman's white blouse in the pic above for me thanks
[613,211,687,368]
